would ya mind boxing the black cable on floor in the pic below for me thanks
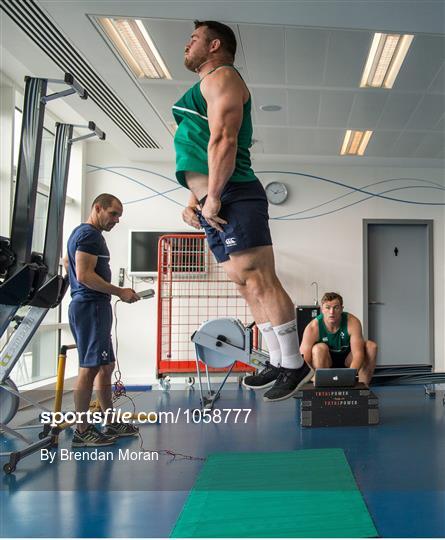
[112,299,204,462]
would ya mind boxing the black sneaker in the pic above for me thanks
[263,362,314,402]
[242,361,280,390]
[103,422,139,438]
[72,425,117,447]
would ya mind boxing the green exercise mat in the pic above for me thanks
[171,448,377,538]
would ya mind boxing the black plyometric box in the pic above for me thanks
[296,305,320,343]
[296,383,379,427]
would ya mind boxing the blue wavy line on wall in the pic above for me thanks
[87,165,445,220]
[277,185,445,220]
[274,178,444,220]
[87,164,183,206]
[256,170,445,220]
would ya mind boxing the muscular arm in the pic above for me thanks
[348,315,365,371]
[200,69,245,229]
[300,320,319,365]
[75,251,121,296]
[76,251,139,303]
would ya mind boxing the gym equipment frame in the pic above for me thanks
[0,73,106,471]
[192,318,268,409]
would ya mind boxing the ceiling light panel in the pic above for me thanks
[340,130,373,156]
[98,17,172,80]
[360,33,414,88]
[1,0,159,148]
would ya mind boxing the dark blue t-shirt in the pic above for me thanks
[67,223,111,302]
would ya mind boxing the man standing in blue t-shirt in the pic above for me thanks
[64,193,140,447]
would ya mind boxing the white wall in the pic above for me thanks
[84,142,445,382]
[83,143,189,385]
[259,162,444,375]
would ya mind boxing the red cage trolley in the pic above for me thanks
[156,234,258,389]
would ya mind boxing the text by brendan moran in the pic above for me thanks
[41,448,159,463]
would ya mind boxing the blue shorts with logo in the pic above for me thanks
[68,300,115,368]
[197,180,272,263]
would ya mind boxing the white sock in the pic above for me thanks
[257,322,281,367]
[273,319,304,369]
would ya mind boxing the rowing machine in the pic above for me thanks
[191,318,268,409]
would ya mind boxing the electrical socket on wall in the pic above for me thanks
[118,267,125,287]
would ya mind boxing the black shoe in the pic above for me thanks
[103,422,139,438]
[72,425,117,447]
[242,361,280,390]
[263,362,314,402]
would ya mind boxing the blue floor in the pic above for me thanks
[1,384,444,538]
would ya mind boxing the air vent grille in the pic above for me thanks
[1,0,160,149]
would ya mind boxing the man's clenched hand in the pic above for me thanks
[118,288,140,303]
[182,205,202,229]
[202,196,227,232]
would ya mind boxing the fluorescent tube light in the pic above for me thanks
[360,33,414,88]
[98,17,172,80]
[340,130,373,156]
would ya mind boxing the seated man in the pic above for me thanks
[300,292,377,385]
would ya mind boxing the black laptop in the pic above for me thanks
[314,368,357,388]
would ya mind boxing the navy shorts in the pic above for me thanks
[330,349,351,368]
[197,180,272,263]
[68,301,115,368]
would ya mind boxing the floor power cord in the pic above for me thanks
[112,300,204,462]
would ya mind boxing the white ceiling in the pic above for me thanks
[1,1,444,166]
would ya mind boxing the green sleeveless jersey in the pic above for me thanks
[172,65,258,188]
[316,312,351,353]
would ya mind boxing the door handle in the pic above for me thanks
[369,301,385,305]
